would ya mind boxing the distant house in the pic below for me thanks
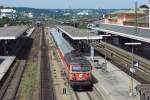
[28,12,33,18]
[104,9,146,25]
[63,13,71,16]
[22,12,34,18]
[0,8,16,19]
[77,11,89,16]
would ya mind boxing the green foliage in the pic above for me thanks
[0,17,11,27]
[143,74,150,81]
[19,61,38,100]
[79,23,87,29]
[0,16,32,27]
[0,6,4,9]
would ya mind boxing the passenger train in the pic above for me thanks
[50,29,93,88]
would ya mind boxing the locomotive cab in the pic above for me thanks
[69,64,93,87]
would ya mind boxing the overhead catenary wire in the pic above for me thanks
[67,0,76,28]
[135,1,138,36]
[149,0,150,28]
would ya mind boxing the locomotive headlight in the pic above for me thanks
[79,74,83,78]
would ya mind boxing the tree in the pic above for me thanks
[0,17,11,27]
[0,5,4,9]
[139,5,149,9]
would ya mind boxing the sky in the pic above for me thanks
[0,0,149,9]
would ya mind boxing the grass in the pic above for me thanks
[143,73,150,82]
[79,23,87,29]
[51,49,60,62]
[48,35,60,62]
[18,61,39,100]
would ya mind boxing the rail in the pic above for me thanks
[90,41,150,83]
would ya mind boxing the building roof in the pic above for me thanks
[108,16,118,20]
[0,26,28,40]
[57,26,102,40]
[109,9,145,15]
[0,56,16,80]
[91,23,150,43]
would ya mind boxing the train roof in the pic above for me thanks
[50,28,74,55]
[50,28,91,65]
[65,52,91,65]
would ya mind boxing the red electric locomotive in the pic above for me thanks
[51,29,93,88]
[65,52,92,88]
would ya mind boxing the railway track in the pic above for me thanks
[90,41,150,83]
[74,88,104,100]
[86,92,93,100]
[98,41,150,74]
[74,92,92,100]
[40,26,56,100]
[72,85,104,100]
[0,27,39,100]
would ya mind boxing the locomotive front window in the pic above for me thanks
[82,66,90,72]
[72,66,81,72]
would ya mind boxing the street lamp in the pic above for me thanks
[99,34,111,72]
[149,0,150,28]
[125,42,141,96]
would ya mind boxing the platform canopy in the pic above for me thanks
[91,23,150,43]
[0,26,28,40]
[57,26,102,40]
[136,84,150,100]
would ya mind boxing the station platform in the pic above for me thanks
[86,56,141,100]
[0,56,15,80]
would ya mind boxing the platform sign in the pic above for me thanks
[133,61,139,68]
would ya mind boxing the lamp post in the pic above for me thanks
[99,34,111,71]
[149,0,150,28]
[125,42,141,96]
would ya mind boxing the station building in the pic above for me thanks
[104,9,147,26]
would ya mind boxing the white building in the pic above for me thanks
[63,13,71,16]
[22,12,34,18]
[77,11,89,16]
[0,8,16,19]
[28,12,33,18]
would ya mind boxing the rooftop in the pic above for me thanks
[0,26,28,40]
[91,23,150,43]
[57,26,102,40]
[108,16,118,20]
[109,9,145,15]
